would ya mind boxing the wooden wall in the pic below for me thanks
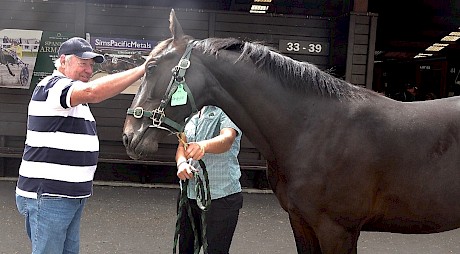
[0,0,368,179]
[345,12,378,89]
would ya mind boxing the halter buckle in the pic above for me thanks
[150,107,165,128]
[132,107,144,119]
[178,58,190,69]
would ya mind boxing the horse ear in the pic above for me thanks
[169,9,185,41]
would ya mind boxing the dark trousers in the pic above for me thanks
[178,192,243,254]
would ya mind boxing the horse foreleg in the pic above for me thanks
[6,64,15,76]
[289,213,321,254]
[315,218,360,254]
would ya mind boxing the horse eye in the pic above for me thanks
[147,63,157,73]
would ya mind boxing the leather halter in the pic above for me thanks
[126,41,199,134]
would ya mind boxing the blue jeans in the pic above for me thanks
[16,195,87,254]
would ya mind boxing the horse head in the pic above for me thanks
[123,9,208,159]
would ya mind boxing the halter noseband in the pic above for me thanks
[126,41,199,134]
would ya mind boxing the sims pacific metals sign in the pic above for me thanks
[91,37,155,53]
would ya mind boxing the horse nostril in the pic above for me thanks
[122,134,129,147]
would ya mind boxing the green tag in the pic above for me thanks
[171,84,188,106]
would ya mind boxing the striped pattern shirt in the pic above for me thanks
[185,106,242,200]
[16,70,99,199]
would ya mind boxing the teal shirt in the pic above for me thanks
[184,106,242,200]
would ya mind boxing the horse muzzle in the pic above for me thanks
[123,134,160,160]
[122,122,161,160]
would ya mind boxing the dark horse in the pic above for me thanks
[0,48,19,76]
[123,10,460,254]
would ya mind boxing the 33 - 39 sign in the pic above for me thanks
[279,40,329,56]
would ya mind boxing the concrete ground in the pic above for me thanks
[1,179,460,254]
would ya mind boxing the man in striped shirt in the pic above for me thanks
[15,37,147,254]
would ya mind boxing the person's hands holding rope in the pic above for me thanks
[184,142,205,161]
[176,159,197,181]
[175,133,205,180]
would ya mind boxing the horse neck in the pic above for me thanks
[198,56,308,160]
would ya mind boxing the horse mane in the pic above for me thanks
[195,37,366,100]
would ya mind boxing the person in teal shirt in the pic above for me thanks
[175,105,243,254]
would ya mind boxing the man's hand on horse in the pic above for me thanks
[185,142,205,161]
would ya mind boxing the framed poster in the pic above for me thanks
[88,35,157,94]
[0,29,42,89]
[30,32,74,88]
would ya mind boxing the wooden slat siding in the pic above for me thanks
[215,23,329,38]
[351,16,369,78]
[86,5,209,21]
[345,12,377,87]
[0,122,26,137]
[92,117,125,128]
[98,140,177,162]
[0,90,31,102]
[214,16,330,39]
[0,1,77,32]
[0,134,24,176]
[330,15,350,77]
[89,93,133,147]
[214,12,332,67]
[353,44,368,55]
[85,7,171,39]
[0,0,76,14]
[0,136,5,176]
[366,14,378,89]
[352,64,366,75]
[0,88,29,137]
[91,107,129,121]
[5,136,25,149]
[75,1,86,35]
[208,12,216,37]
[3,158,21,176]
[85,7,210,39]
[215,13,331,28]
[0,113,27,125]
[85,5,171,19]
[97,127,124,142]
[0,159,4,176]
[352,13,378,88]
[352,55,367,65]
[1,104,28,120]
[0,157,21,177]
[288,55,329,69]
[351,75,366,85]
[97,126,179,144]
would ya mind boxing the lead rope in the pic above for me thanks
[173,133,211,254]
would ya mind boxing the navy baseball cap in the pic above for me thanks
[58,37,104,63]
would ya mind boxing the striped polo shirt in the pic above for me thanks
[16,70,99,199]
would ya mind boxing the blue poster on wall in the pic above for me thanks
[88,35,157,94]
